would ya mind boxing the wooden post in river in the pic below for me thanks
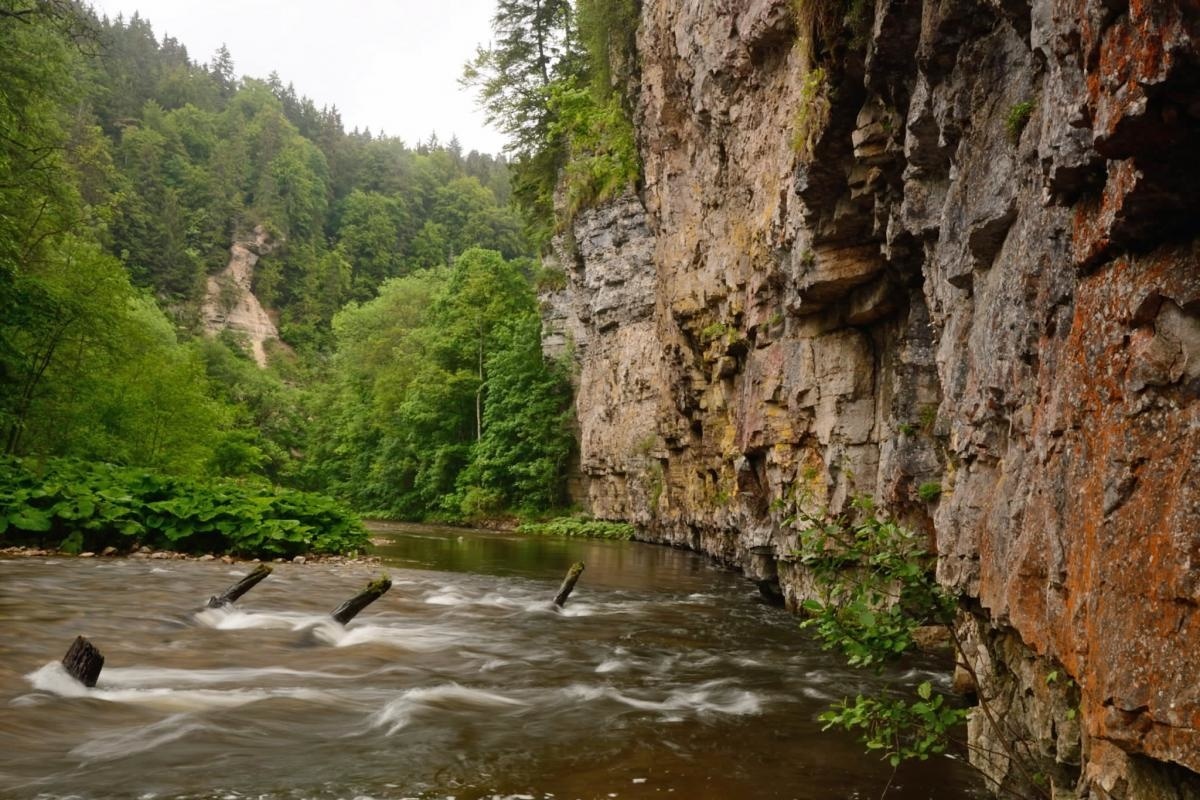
[330,576,392,624]
[207,563,273,608]
[62,636,104,687]
[553,562,585,607]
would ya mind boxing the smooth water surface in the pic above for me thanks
[0,523,987,799]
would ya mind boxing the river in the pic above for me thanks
[0,523,987,799]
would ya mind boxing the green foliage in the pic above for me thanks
[819,686,969,767]
[793,496,956,664]
[0,4,563,527]
[790,0,872,55]
[193,337,307,483]
[0,457,367,557]
[305,249,573,520]
[1006,101,1034,143]
[466,0,641,242]
[576,0,639,100]
[917,481,942,502]
[788,495,967,765]
[700,321,733,343]
[646,460,665,512]
[535,264,568,291]
[454,313,574,513]
[1,235,229,472]
[461,0,580,164]
[792,68,831,158]
[517,516,634,540]
[550,79,640,219]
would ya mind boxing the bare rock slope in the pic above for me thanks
[543,1,1200,796]
[202,225,279,367]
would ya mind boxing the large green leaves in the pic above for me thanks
[0,458,367,558]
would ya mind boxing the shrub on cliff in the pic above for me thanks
[0,458,367,558]
[786,496,969,767]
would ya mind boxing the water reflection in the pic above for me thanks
[0,524,986,799]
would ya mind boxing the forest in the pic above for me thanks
[0,0,635,540]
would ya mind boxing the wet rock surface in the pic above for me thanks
[544,0,1200,796]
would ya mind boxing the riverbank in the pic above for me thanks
[365,514,636,539]
[0,545,380,566]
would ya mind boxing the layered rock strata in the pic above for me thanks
[542,0,1200,796]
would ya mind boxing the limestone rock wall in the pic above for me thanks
[543,0,1200,796]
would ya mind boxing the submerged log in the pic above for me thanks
[330,575,392,624]
[207,563,273,608]
[553,562,585,607]
[62,636,104,687]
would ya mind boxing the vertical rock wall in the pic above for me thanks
[544,0,1199,797]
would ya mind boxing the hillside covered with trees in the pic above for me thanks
[0,0,607,523]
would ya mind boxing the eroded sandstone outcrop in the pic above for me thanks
[543,1,1200,796]
[202,225,280,367]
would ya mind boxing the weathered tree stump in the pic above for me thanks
[330,576,392,624]
[207,563,273,608]
[62,636,104,687]
[553,562,585,607]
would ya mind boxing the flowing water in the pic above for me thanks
[0,524,987,800]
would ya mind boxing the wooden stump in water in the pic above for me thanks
[62,636,104,687]
[330,576,392,624]
[207,563,273,608]
[553,562,585,607]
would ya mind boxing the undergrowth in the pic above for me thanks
[0,457,367,558]
[517,515,635,540]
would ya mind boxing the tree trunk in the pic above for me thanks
[553,562,585,607]
[207,563,273,608]
[330,576,392,624]
[62,635,104,687]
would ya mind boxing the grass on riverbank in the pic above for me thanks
[0,458,367,559]
[516,516,635,540]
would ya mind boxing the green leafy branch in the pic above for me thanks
[786,493,1053,798]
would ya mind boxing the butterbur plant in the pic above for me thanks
[0,457,368,558]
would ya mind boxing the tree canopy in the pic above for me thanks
[0,2,576,522]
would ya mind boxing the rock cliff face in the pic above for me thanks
[202,225,280,367]
[542,1,1200,797]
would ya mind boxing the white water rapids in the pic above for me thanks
[0,525,987,799]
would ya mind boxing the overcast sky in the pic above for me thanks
[87,0,508,155]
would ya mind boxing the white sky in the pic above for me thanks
[87,0,508,155]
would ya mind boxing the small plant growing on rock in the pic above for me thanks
[791,68,831,159]
[918,481,943,502]
[535,265,568,292]
[700,321,732,343]
[918,404,938,433]
[1006,101,1034,144]
[632,433,657,457]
